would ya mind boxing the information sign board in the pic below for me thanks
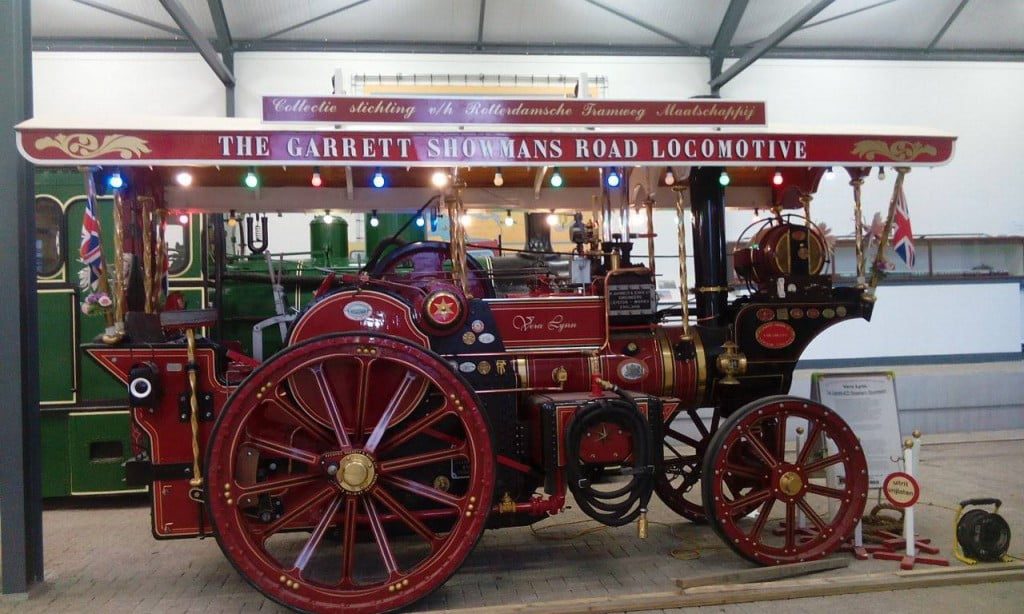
[811,372,903,488]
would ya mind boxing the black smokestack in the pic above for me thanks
[689,167,728,326]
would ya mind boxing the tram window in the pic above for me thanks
[35,197,63,277]
[165,218,190,276]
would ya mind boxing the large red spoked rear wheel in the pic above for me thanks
[206,333,495,613]
[702,396,868,565]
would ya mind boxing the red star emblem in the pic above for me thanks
[428,295,458,325]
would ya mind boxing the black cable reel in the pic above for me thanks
[564,390,657,531]
[955,498,1012,564]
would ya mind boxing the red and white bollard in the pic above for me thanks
[873,433,948,569]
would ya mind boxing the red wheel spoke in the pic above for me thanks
[747,497,776,541]
[364,371,421,454]
[363,497,399,578]
[806,483,847,499]
[340,497,357,585]
[723,488,771,512]
[256,485,336,540]
[785,502,797,548]
[266,395,333,446]
[774,415,787,461]
[742,427,780,468]
[795,421,822,466]
[804,453,843,474]
[379,444,467,474]
[796,498,829,533]
[310,363,353,451]
[245,432,320,466]
[385,474,462,509]
[353,356,372,442]
[724,462,766,481]
[236,473,321,498]
[666,428,702,449]
[293,495,343,574]
[686,408,709,439]
[377,408,452,455]
[372,487,441,548]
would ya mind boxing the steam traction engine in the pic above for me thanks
[79,165,885,613]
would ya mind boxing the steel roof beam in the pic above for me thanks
[710,0,749,89]
[31,38,1024,62]
[206,0,233,51]
[759,45,1022,62]
[158,0,234,86]
[476,0,486,51]
[72,0,184,37]
[928,0,969,50]
[709,0,835,90]
[234,38,709,55]
[583,0,692,47]
[259,0,374,41]
[796,0,900,34]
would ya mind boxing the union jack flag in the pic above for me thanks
[892,184,915,268]
[79,198,104,290]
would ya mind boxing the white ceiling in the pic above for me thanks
[30,0,1024,55]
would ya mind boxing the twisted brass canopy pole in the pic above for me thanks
[645,196,655,274]
[851,176,867,286]
[672,185,691,341]
[142,198,154,314]
[186,328,204,494]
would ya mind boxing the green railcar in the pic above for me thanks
[35,168,419,496]
[35,169,204,495]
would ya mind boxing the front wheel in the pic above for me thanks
[206,333,495,613]
[702,396,868,565]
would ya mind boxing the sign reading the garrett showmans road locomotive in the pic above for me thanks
[17,130,957,167]
[262,96,767,126]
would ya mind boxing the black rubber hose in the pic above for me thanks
[564,397,654,527]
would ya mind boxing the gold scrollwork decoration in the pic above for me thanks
[851,140,937,162]
[34,133,151,160]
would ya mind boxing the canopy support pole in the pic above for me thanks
[0,0,44,596]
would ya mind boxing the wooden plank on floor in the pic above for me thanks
[675,557,849,589]
[431,567,1024,614]
[896,561,1024,577]
[682,568,1024,601]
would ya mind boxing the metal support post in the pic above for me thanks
[0,0,44,596]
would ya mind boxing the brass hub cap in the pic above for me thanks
[337,452,376,493]
[778,471,803,496]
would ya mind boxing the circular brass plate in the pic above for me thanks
[337,452,376,493]
[779,471,803,496]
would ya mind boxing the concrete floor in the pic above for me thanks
[2,434,1022,613]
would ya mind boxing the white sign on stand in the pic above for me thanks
[811,372,903,488]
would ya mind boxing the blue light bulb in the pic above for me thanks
[606,170,620,188]
[108,171,124,190]
[372,170,385,188]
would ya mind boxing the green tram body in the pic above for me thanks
[34,168,416,496]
